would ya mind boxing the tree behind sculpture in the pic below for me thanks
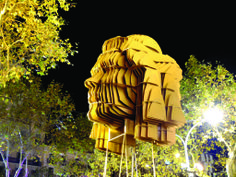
[180,55,236,176]
[83,56,236,176]
[0,77,74,177]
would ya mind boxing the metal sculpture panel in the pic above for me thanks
[85,35,186,154]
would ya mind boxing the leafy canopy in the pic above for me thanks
[181,55,236,122]
[0,0,76,87]
[79,56,236,176]
[0,76,75,176]
[0,76,74,128]
[179,55,236,175]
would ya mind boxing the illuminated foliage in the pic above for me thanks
[79,56,236,177]
[0,77,74,177]
[179,55,236,176]
[0,0,76,87]
[48,112,95,177]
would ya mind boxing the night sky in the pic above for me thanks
[43,1,235,113]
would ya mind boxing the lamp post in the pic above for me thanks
[176,120,204,177]
[176,107,224,177]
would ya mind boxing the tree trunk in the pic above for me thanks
[1,147,10,177]
[5,166,10,177]
[14,156,28,177]
[5,139,10,177]
[24,157,28,177]
[14,145,23,177]
[226,145,236,177]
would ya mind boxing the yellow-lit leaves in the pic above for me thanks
[0,0,76,87]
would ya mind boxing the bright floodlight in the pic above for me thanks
[181,163,187,169]
[194,162,204,171]
[203,107,224,126]
[175,153,180,158]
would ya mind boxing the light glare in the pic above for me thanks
[194,163,204,171]
[203,107,224,126]
[175,153,180,158]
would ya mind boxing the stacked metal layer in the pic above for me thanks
[85,35,186,154]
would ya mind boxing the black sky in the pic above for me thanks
[44,1,235,112]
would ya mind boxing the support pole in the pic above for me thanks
[119,132,126,177]
[131,147,134,177]
[134,151,138,177]
[152,143,156,177]
[125,136,128,177]
[103,128,110,177]
[104,120,131,177]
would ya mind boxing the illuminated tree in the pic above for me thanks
[47,112,94,177]
[0,0,77,87]
[0,77,74,177]
[82,56,236,177]
[180,55,236,177]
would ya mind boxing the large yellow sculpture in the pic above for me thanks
[85,34,186,154]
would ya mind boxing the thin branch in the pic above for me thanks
[213,127,231,152]
[0,0,8,29]
[9,39,24,49]
[6,138,9,164]
[0,147,6,163]
[14,154,29,177]
[5,138,10,177]
[24,156,29,177]
[189,152,195,166]
[0,0,9,50]
[176,134,185,146]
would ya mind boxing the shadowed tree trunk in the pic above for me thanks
[227,144,236,177]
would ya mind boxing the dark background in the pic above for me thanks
[43,1,235,112]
